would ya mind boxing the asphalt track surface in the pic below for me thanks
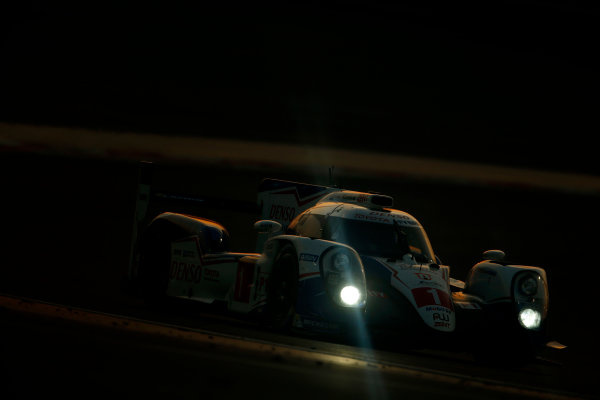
[1,128,599,399]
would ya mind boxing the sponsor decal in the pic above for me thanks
[433,312,451,323]
[203,268,220,282]
[170,261,202,283]
[411,287,453,310]
[415,272,432,280]
[299,253,319,263]
[299,317,340,332]
[354,213,389,223]
[369,211,410,220]
[367,290,388,299]
[425,305,453,313]
[353,211,418,225]
[233,261,255,303]
[269,204,296,222]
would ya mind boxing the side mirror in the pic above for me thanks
[254,220,283,234]
[482,249,505,262]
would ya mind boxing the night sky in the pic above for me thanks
[1,1,598,174]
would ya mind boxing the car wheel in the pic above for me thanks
[138,221,183,307]
[263,244,299,330]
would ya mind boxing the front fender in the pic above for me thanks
[465,261,549,331]
[261,235,367,329]
[263,235,364,279]
[466,261,547,302]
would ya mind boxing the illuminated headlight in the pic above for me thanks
[340,285,361,306]
[518,308,542,330]
[320,246,366,308]
[513,271,548,331]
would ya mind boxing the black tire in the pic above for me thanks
[262,244,299,330]
[138,221,184,307]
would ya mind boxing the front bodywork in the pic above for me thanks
[289,254,457,336]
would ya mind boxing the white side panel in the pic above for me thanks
[167,237,204,299]
[200,254,240,300]
[229,256,262,313]
[167,237,251,304]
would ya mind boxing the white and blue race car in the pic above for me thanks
[130,174,551,360]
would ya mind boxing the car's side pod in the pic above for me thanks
[137,213,231,302]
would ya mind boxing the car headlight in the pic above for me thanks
[513,271,548,331]
[518,275,538,296]
[518,307,542,330]
[333,252,350,271]
[340,285,361,306]
[320,246,366,308]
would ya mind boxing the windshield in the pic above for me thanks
[323,216,435,263]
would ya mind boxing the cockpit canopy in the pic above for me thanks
[287,204,435,263]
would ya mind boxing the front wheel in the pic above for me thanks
[262,244,299,330]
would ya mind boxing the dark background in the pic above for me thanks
[1,3,600,390]
[1,1,598,174]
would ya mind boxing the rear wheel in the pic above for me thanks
[262,244,299,330]
[138,220,185,307]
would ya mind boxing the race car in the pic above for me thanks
[129,169,551,360]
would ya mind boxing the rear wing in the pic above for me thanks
[256,178,340,250]
[257,178,339,229]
